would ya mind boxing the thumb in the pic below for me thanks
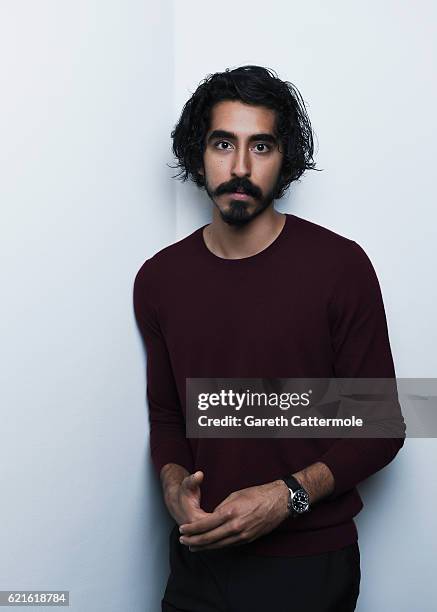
[184,470,204,490]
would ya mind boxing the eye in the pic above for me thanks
[215,141,233,150]
[253,143,271,153]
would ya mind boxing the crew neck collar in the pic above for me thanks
[197,213,293,265]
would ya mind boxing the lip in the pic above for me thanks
[229,192,251,200]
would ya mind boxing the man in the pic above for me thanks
[133,65,405,611]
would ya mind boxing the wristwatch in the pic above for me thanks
[281,475,311,518]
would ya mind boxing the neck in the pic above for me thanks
[203,208,286,260]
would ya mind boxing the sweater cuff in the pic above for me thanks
[318,440,363,499]
[150,439,194,479]
[318,437,405,500]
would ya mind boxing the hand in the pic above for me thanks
[178,480,289,552]
[165,470,211,526]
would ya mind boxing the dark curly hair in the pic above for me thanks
[169,65,320,199]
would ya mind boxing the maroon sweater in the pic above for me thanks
[133,212,405,556]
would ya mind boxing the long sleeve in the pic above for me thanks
[133,259,194,478]
[318,241,406,499]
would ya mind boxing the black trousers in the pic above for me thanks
[162,525,361,612]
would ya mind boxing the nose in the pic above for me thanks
[231,146,251,178]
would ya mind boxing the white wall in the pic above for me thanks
[0,1,174,610]
[174,1,437,610]
[0,1,435,610]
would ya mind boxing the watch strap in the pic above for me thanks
[282,475,302,493]
[281,476,310,518]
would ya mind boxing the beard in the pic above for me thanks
[204,175,282,227]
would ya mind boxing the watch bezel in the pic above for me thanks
[291,488,310,513]
[282,476,311,517]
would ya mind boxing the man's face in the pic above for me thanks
[199,100,284,226]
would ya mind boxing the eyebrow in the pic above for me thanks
[206,129,279,146]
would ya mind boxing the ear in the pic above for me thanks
[198,166,204,177]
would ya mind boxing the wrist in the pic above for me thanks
[164,481,182,505]
[273,479,292,521]
[161,464,189,500]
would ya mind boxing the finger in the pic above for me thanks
[180,519,239,547]
[182,471,203,491]
[179,510,231,535]
[189,534,244,552]
[181,509,211,524]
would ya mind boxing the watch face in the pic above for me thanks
[292,489,310,513]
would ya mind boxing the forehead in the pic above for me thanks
[207,100,277,136]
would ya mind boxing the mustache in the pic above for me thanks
[215,178,261,198]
